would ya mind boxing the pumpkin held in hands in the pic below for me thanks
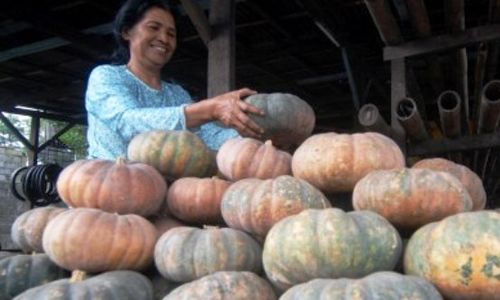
[244,93,315,150]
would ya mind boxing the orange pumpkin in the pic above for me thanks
[56,158,166,216]
[412,157,486,210]
[292,132,405,193]
[216,138,292,181]
[43,208,157,272]
[167,177,231,224]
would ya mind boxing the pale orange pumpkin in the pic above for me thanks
[216,138,292,181]
[56,158,166,216]
[42,208,157,272]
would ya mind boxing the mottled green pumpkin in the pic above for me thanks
[0,254,69,299]
[43,208,157,273]
[263,208,402,292]
[14,270,153,300]
[404,211,500,299]
[292,132,405,193]
[154,226,262,282]
[244,93,315,150]
[164,271,277,300]
[56,158,166,216]
[353,168,473,230]
[11,207,66,253]
[127,130,217,180]
[221,175,330,239]
[167,177,231,224]
[280,271,442,300]
[412,157,486,210]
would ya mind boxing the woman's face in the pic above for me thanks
[122,7,177,70]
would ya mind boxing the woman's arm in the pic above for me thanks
[184,88,265,138]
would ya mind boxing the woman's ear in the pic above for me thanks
[121,28,131,41]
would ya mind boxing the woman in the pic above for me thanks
[85,0,264,159]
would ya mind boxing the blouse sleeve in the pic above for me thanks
[85,65,192,141]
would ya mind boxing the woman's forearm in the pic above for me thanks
[184,99,216,128]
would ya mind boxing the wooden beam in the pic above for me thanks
[408,133,500,156]
[179,0,212,46]
[341,48,361,110]
[0,105,86,125]
[391,59,407,151]
[207,0,235,97]
[38,122,76,152]
[0,112,34,150]
[364,0,403,46]
[384,24,500,60]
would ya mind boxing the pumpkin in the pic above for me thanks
[42,208,157,272]
[0,254,69,299]
[11,207,66,253]
[154,226,262,282]
[292,132,405,193]
[164,271,277,300]
[143,267,181,300]
[412,157,486,210]
[56,158,166,216]
[244,93,315,150]
[216,138,292,181]
[221,175,330,239]
[280,271,442,300]
[127,130,217,180]
[149,214,186,240]
[263,208,402,292]
[14,270,153,300]
[353,168,473,230]
[167,177,231,224]
[404,211,500,299]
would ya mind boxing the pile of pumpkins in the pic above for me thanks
[2,93,499,299]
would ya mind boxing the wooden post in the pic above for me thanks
[207,0,235,97]
[28,116,40,166]
[391,59,407,153]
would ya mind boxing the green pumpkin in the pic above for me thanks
[263,208,402,292]
[0,254,69,300]
[127,130,217,180]
[244,93,315,150]
[280,271,442,299]
[14,270,153,300]
[164,271,277,300]
[404,211,500,299]
[154,226,262,282]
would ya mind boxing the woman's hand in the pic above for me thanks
[210,88,265,138]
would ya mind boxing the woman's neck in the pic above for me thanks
[126,61,162,90]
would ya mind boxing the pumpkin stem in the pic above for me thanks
[264,140,273,146]
[116,156,128,165]
[70,270,87,283]
[203,225,220,230]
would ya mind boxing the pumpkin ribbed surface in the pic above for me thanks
[167,177,231,224]
[280,271,442,300]
[263,208,402,292]
[13,270,153,300]
[412,157,486,210]
[244,93,315,150]
[154,226,262,282]
[127,130,217,180]
[216,138,291,181]
[56,159,166,216]
[292,132,405,193]
[404,211,500,299]
[11,207,66,253]
[221,175,330,239]
[353,168,473,230]
[164,271,277,300]
[42,208,157,272]
[0,254,69,299]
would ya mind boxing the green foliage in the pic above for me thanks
[59,125,88,158]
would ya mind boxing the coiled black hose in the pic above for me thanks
[10,164,62,207]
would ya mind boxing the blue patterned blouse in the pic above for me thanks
[85,64,239,159]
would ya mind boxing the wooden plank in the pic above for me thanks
[384,24,500,60]
[408,133,500,156]
[364,0,403,46]
[179,0,212,46]
[341,48,361,110]
[391,59,407,151]
[0,112,34,151]
[207,0,235,97]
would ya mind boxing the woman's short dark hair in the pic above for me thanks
[111,0,177,64]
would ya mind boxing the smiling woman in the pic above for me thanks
[85,0,265,160]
